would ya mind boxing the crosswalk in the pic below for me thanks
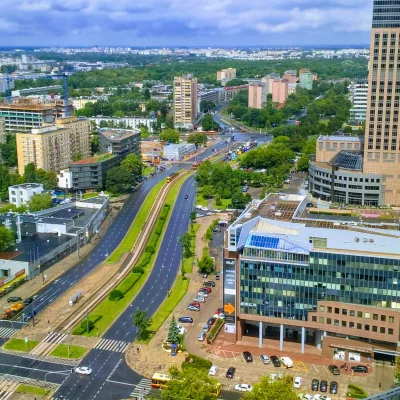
[0,328,18,339]
[130,378,152,398]
[0,381,19,400]
[44,332,67,344]
[93,338,130,353]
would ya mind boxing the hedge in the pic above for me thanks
[116,273,141,295]
[182,354,212,371]
[208,318,224,340]
[346,384,368,399]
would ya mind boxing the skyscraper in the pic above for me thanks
[363,0,400,205]
[173,75,198,129]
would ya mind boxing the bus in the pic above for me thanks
[151,373,221,396]
[167,172,179,182]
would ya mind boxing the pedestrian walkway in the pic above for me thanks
[0,328,18,339]
[130,378,152,398]
[30,332,67,356]
[93,338,130,353]
[0,381,19,400]
[44,332,68,344]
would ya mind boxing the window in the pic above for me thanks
[342,321,347,327]
[389,328,394,335]
[365,313,370,319]
[381,315,386,322]
[350,310,355,317]
[373,326,378,332]
[319,317,324,323]
[312,316,317,322]
[349,322,354,328]
[335,308,340,314]
[320,305,325,312]
[357,311,363,318]
[342,309,347,315]
[334,319,339,326]
[380,327,385,334]
[357,323,362,329]
[373,314,378,320]
[389,316,395,323]
[365,324,370,331]
[327,318,332,325]
[328,307,332,313]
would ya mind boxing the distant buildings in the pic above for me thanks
[248,83,267,109]
[349,79,368,124]
[217,68,236,86]
[198,84,248,112]
[8,183,44,207]
[90,116,157,132]
[173,75,198,129]
[282,70,297,84]
[71,97,98,111]
[299,71,314,91]
[288,83,298,96]
[272,80,289,106]
[0,77,15,93]
[16,116,91,175]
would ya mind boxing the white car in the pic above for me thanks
[235,384,252,392]
[209,365,219,376]
[177,325,185,335]
[313,395,331,400]
[214,313,225,319]
[293,376,303,388]
[75,367,92,375]
[301,395,313,400]
[195,205,203,209]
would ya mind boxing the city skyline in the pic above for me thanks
[0,0,374,47]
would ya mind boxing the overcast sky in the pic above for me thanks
[0,0,374,47]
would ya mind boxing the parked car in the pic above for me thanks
[350,365,368,373]
[270,356,281,367]
[197,291,208,298]
[193,297,206,303]
[293,377,303,389]
[216,273,221,280]
[200,287,212,293]
[75,367,92,375]
[187,305,200,311]
[226,367,236,379]
[190,302,201,308]
[203,281,215,287]
[216,308,224,314]
[330,381,338,394]
[311,379,319,391]
[213,227,221,233]
[243,351,253,362]
[178,316,193,324]
[23,297,33,305]
[209,365,218,376]
[260,354,270,364]
[328,365,340,375]
[177,326,185,335]
[7,296,22,303]
[184,194,189,199]
[313,395,331,400]
[214,313,225,319]
[202,324,210,332]
[234,384,252,392]
[320,380,328,392]
[202,273,208,278]
[207,317,216,326]
[280,357,293,368]
[198,332,206,341]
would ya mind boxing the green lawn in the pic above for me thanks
[50,344,87,359]
[82,192,99,199]
[4,338,38,352]
[213,198,231,210]
[16,385,51,396]
[182,224,200,275]
[107,179,166,263]
[73,173,192,338]
[143,166,156,176]
[195,190,208,207]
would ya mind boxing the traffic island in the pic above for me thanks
[4,338,39,352]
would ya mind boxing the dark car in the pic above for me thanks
[328,365,340,375]
[24,313,33,321]
[226,367,236,379]
[216,272,221,280]
[203,281,216,287]
[320,380,328,392]
[184,194,189,200]
[270,356,281,367]
[311,379,319,391]
[330,381,338,394]
[23,297,33,305]
[200,287,212,293]
[178,316,193,324]
[306,202,313,207]
[207,317,216,326]
[7,296,22,303]
[350,365,368,373]
[243,351,253,362]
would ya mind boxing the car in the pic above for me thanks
[209,365,219,376]
[177,325,185,335]
[190,302,201,307]
[178,316,193,324]
[350,365,368,373]
[195,205,203,209]
[243,351,253,362]
[198,332,206,341]
[207,317,216,326]
[226,367,236,379]
[197,291,208,298]
[216,308,224,313]
[200,287,212,293]
[293,377,303,389]
[328,365,340,375]
[202,273,208,278]
[23,297,33,305]
[216,273,221,280]
[24,313,33,321]
[313,395,331,400]
[302,395,314,400]
[280,356,293,368]
[75,367,92,375]
[203,324,210,332]
[7,296,22,303]
[214,313,225,319]
[212,227,221,233]
[320,380,328,392]
[311,379,319,391]
[234,384,252,392]
[260,354,270,364]
[306,202,313,207]
[203,281,215,287]
[330,381,338,394]
[184,194,189,199]
[187,305,200,311]
[270,356,281,367]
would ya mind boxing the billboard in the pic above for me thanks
[223,258,236,325]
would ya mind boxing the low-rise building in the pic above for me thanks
[8,183,44,207]
[299,72,314,90]
[57,169,73,190]
[98,128,141,158]
[89,116,157,132]
[163,143,196,161]
[71,97,98,111]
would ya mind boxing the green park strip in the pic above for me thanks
[72,172,192,338]
[143,166,156,176]
[182,224,200,275]
[16,385,51,396]
[195,190,208,207]
[49,344,88,359]
[4,338,39,352]
[107,179,166,263]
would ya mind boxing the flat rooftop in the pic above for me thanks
[9,183,42,190]
[318,134,363,142]
[0,103,54,111]
[99,129,139,141]
[71,153,115,165]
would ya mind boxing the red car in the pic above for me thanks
[191,302,201,308]
[200,287,212,293]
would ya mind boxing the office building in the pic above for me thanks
[163,143,196,161]
[349,79,368,124]
[98,129,140,158]
[272,80,288,105]
[16,117,91,175]
[8,183,44,207]
[223,194,400,362]
[173,75,198,129]
[299,72,314,91]
[282,70,297,84]
[0,117,5,144]
[217,68,236,86]
[248,83,267,109]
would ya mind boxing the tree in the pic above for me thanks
[242,375,297,400]
[35,169,57,189]
[198,253,215,274]
[121,154,143,181]
[200,100,216,113]
[167,315,181,345]
[0,226,14,251]
[190,211,197,222]
[109,289,124,301]
[160,129,180,144]
[27,193,53,212]
[143,88,151,101]
[165,115,175,129]
[161,367,220,400]
[106,166,133,194]
[225,78,247,86]
[139,125,150,138]
[133,309,152,341]
[187,133,207,147]
[201,114,219,131]
[24,162,36,182]
[179,233,192,258]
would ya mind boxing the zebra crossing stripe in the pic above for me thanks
[130,378,152,397]
[45,333,67,344]
[0,328,17,338]
[94,338,130,353]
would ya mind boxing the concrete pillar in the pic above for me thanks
[323,330,327,337]
[280,324,284,351]
[316,331,323,350]
[301,327,305,354]
[259,321,263,348]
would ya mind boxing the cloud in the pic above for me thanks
[0,0,373,45]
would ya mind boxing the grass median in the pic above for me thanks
[16,385,51,396]
[72,173,191,338]
[107,179,165,263]
[4,338,38,352]
[50,344,87,359]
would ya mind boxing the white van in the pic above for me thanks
[280,357,293,368]
[209,365,219,376]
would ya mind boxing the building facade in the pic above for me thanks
[288,83,298,96]
[98,129,141,158]
[272,80,288,105]
[16,117,91,175]
[0,117,5,144]
[349,79,368,124]
[282,70,297,84]
[71,97,98,111]
[261,74,280,95]
[248,83,267,109]
[163,143,196,161]
[8,183,44,207]
[90,116,157,132]
[217,68,236,86]
[173,75,198,129]
[299,72,314,90]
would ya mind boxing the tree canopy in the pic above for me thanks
[201,114,219,131]
[120,154,143,181]
[187,133,207,147]
[132,309,152,341]
[106,166,133,194]
[27,193,53,212]
[0,226,14,251]
[242,376,297,400]
[160,129,180,144]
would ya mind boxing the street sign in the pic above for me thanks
[223,258,236,325]
[224,303,235,315]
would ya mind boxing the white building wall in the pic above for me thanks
[9,184,44,207]
[90,116,157,132]
[57,169,73,189]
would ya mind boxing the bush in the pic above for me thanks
[117,273,141,294]
[73,315,102,335]
[182,354,212,371]
[208,318,223,340]
[132,266,144,274]
[145,245,155,254]
[109,289,124,301]
[347,384,368,399]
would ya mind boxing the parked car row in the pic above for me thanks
[311,379,338,394]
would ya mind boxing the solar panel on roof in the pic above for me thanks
[248,235,279,249]
[50,208,85,220]
[331,151,363,171]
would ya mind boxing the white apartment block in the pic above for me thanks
[349,79,368,124]
[90,116,157,132]
[9,183,44,207]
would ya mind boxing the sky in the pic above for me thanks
[0,0,374,47]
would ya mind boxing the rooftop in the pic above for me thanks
[318,133,363,142]
[99,128,140,141]
[0,102,54,111]
[71,153,115,165]
[9,183,43,190]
